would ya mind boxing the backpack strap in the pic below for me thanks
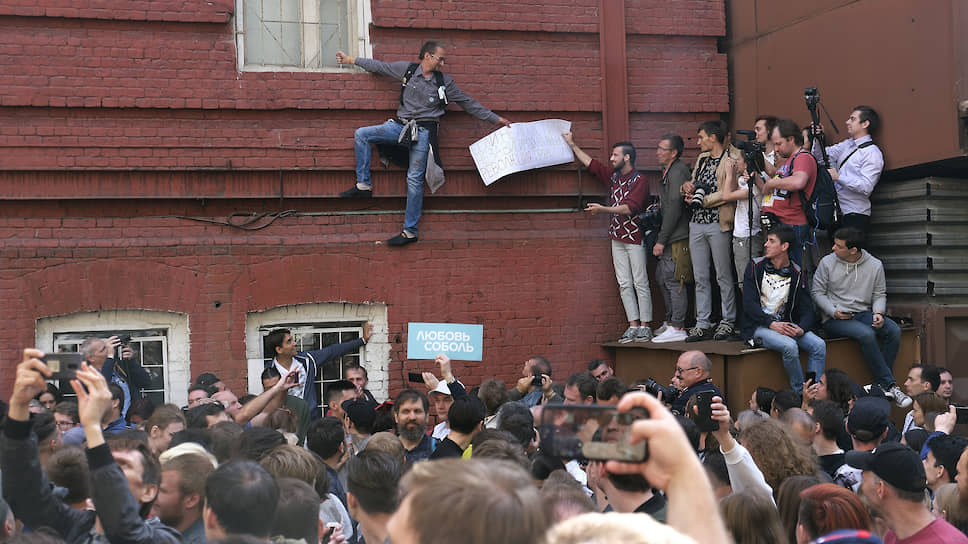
[399,62,420,106]
[400,63,448,106]
[433,70,448,105]
[837,140,875,169]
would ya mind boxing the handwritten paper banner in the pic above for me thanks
[469,119,573,185]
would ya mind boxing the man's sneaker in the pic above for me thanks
[652,327,687,343]
[884,384,913,408]
[713,322,737,341]
[339,185,373,198]
[684,327,712,343]
[618,327,637,344]
[633,327,654,342]
[654,322,670,337]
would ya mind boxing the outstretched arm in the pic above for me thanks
[562,132,593,167]
[235,367,302,425]
[3,350,94,537]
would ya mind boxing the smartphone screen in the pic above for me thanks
[694,391,719,432]
[407,372,423,383]
[955,406,968,426]
[538,404,648,462]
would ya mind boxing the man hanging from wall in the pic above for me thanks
[336,42,511,246]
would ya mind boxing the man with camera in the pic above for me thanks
[681,120,740,342]
[667,350,723,416]
[651,134,691,343]
[508,356,562,408]
[563,132,654,344]
[756,119,816,266]
[741,226,825,394]
[811,106,883,235]
[82,335,150,420]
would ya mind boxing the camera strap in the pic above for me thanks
[838,141,875,169]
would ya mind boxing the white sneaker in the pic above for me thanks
[618,327,637,344]
[652,327,687,343]
[654,322,670,336]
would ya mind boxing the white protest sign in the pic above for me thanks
[469,119,574,185]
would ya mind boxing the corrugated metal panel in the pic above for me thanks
[869,177,968,304]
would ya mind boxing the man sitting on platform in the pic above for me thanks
[812,227,910,408]
[741,226,825,394]
[669,350,723,416]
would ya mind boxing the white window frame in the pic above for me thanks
[36,310,191,407]
[234,0,373,73]
[245,302,390,403]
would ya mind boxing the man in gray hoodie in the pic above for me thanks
[812,227,911,408]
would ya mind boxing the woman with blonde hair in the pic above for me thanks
[738,418,820,494]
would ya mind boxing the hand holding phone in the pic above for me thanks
[43,352,83,381]
[693,391,719,432]
[538,404,649,462]
[954,406,968,425]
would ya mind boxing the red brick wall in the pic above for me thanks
[0,1,728,397]
[0,200,625,397]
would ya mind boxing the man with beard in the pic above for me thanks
[155,453,216,543]
[393,389,436,464]
[563,132,654,344]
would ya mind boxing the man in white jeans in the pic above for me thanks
[563,132,653,343]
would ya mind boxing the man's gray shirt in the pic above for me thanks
[354,58,499,123]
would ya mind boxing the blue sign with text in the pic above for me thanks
[407,322,483,361]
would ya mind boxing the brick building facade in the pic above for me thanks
[0,0,727,408]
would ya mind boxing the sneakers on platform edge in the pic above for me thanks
[618,327,637,344]
[684,327,712,343]
[652,327,687,343]
[713,322,737,341]
[633,327,654,342]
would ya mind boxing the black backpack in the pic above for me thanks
[400,63,447,106]
[796,150,841,230]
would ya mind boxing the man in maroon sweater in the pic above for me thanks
[563,132,653,343]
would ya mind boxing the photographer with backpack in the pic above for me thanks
[754,119,816,266]
[811,106,884,236]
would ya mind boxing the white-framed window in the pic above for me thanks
[51,330,169,407]
[235,0,372,72]
[260,323,362,417]
[245,302,389,417]
[36,310,191,407]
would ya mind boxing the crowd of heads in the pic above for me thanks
[5,318,965,544]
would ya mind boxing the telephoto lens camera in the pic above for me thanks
[644,378,680,402]
[689,187,707,209]
[734,129,766,175]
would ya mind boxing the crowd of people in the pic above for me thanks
[1,323,966,544]
[565,108,885,357]
[0,40,958,544]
